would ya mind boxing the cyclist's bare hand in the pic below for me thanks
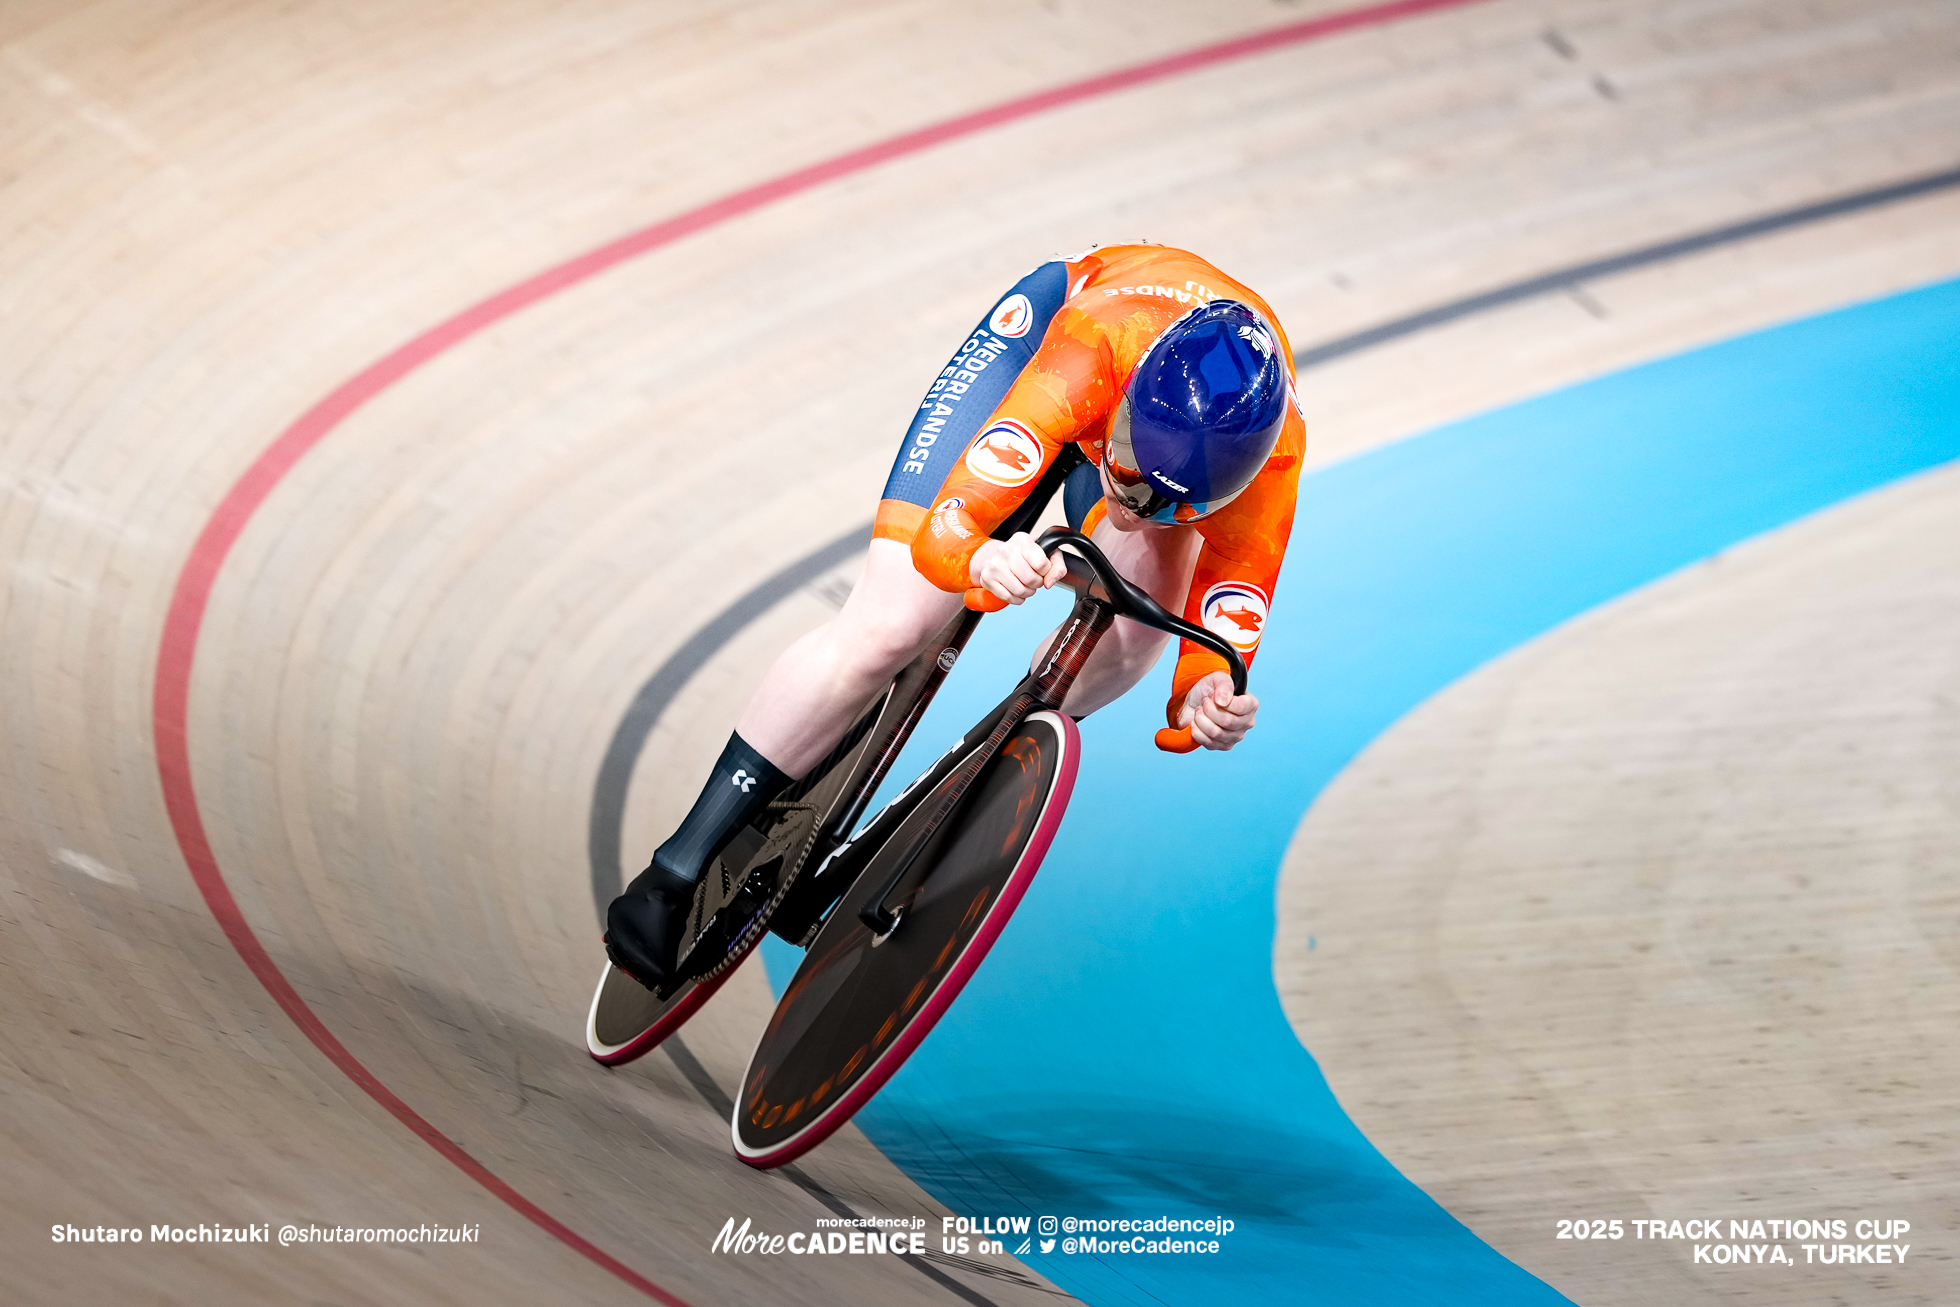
[969,532,1067,605]
[1178,671,1258,750]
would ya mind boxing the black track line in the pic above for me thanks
[663,1035,1031,1306]
[1291,162,1960,367]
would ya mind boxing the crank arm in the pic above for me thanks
[856,830,932,936]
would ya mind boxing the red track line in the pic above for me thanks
[148,1,1490,1300]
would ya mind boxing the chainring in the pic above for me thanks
[693,799,825,982]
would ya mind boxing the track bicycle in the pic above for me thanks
[586,468,1247,1173]
[729,527,1246,1167]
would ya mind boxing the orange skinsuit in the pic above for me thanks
[900,244,1304,730]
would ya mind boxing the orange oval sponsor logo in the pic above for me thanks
[1201,582,1269,653]
[964,420,1043,487]
[989,293,1035,339]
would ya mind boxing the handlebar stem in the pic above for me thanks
[1034,528,1248,696]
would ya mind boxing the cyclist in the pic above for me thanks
[606,244,1304,987]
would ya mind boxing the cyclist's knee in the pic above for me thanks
[837,607,927,679]
[829,541,953,679]
[1071,620,1168,700]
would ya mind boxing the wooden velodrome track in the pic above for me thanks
[4,1,1957,1304]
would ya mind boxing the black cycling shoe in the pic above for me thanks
[604,867,696,990]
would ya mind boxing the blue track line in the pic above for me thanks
[762,275,1960,1304]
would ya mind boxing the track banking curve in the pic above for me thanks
[0,1,1932,1304]
[145,2,1492,1300]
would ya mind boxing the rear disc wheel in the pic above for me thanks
[585,962,736,1065]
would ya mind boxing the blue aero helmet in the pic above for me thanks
[1103,299,1289,524]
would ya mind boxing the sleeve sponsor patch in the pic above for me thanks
[929,497,973,540]
[964,419,1044,488]
[1200,581,1269,653]
[989,293,1035,339]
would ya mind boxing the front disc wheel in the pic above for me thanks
[732,710,1079,1167]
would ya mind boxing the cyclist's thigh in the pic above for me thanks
[831,538,964,668]
[871,259,1075,548]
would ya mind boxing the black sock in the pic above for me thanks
[644,731,791,889]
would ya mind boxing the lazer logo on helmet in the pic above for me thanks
[1200,582,1269,654]
[964,420,1043,487]
[1150,471,1189,493]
